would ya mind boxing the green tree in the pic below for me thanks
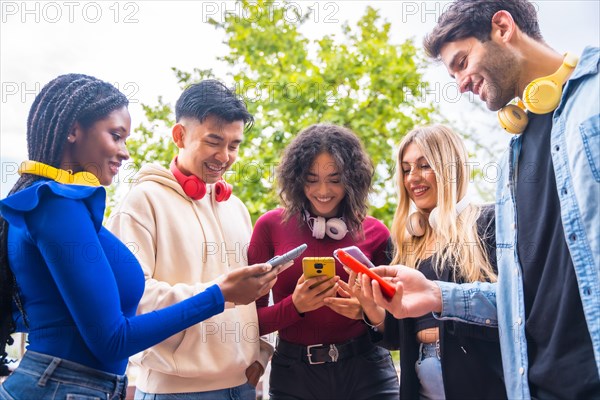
[124,0,438,226]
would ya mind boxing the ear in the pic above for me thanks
[67,122,83,144]
[172,123,185,148]
[490,10,516,44]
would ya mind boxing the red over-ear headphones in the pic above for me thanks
[214,178,233,202]
[170,157,232,202]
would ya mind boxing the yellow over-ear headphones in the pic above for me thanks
[498,53,579,134]
[18,160,100,186]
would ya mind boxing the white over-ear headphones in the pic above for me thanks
[406,195,471,237]
[304,210,348,240]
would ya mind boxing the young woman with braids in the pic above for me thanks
[0,74,277,399]
[248,124,399,400]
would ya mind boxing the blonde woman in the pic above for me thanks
[352,125,506,400]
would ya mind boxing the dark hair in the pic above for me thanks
[0,73,128,375]
[277,124,374,239]
[175,80,253,130]
[423,0,543,59]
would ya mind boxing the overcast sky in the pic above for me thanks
[1,1,599,197]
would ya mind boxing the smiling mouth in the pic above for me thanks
[316,196,333,203]
[412,187,429,197]
[205,163,225,173]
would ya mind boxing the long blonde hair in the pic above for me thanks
[390,125,497,283]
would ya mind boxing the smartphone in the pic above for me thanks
[333,249,396,299]
[266,243,308,274]
[335,246,375,269]
[302,257,335,279]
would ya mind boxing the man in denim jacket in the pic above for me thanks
[364,1,599,398]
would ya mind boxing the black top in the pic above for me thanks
[516,112,600,399]
[414,257,440,333]
[376,205,507,399]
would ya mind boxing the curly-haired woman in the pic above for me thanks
[248,124,399,400]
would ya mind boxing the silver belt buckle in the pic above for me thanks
[306,344,339,364]
[306,344,325,365]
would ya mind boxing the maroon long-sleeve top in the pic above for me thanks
[248,208,390,345]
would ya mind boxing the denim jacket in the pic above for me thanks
[436,46,600,399]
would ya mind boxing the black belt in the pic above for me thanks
[275,334,374,365]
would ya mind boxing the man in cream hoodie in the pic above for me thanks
[107,80,272,399]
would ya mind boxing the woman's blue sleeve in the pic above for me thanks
[8,185,224,363]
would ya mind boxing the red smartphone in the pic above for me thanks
[334,249,396,299]
[336,246,375,269]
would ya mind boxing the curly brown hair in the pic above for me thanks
[277,124,374,239]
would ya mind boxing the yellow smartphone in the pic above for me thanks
[302,257,335,279]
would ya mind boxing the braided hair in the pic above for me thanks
[0,74,128,375]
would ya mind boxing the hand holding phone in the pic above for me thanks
[266,243,307,274]
[333,249,396,299]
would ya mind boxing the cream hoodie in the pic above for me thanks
[106,163,272,393]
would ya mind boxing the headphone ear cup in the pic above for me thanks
[523,53,577,114]
[312,216,326,239]
[183,178,207,200]
[170,158,207,200]
[428,207,440,232]
[498,104,529,134]
[406,212,427,237]
[522,79,562,115]
[214,180,233,202]
[325,218,348,240]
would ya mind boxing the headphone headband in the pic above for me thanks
[454,193,471,215]
[498,52,579,134]
[407,194,471,237]
[170,157,207,200]
[303,210,348,240]
[170,157,232,202]
[18,160,100,186]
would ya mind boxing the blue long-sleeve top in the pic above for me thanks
[0,180,225,375]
